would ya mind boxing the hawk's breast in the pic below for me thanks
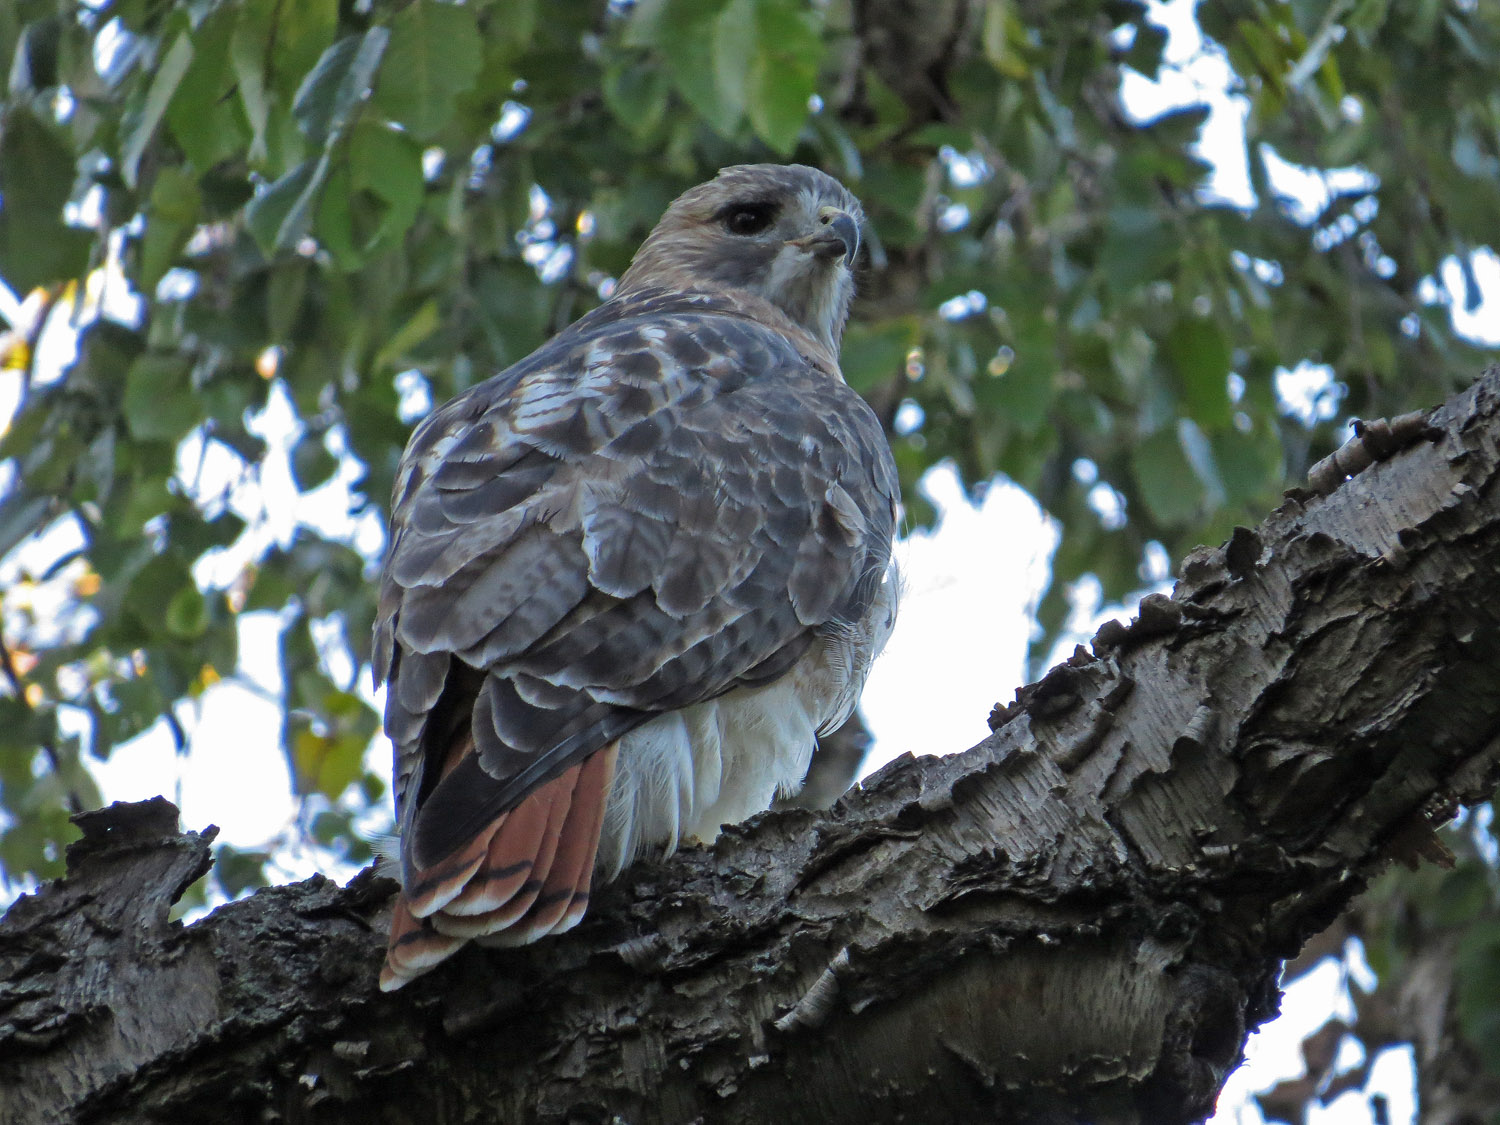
[594,561,899,878]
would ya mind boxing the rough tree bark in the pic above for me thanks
[5,367,1500,1125]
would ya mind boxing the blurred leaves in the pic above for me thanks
[0,108,91,291]
[370,0,480,140]
[744,0,823,153]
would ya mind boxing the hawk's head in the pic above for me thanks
[617,164,864,357]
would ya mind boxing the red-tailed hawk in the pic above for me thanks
[375,164,899,990]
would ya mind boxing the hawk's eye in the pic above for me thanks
[721,203,778,236]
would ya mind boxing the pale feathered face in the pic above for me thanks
[616,164,864,356]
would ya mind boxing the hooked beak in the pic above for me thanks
[787,207,860,268]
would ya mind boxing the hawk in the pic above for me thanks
[375,164,899,990]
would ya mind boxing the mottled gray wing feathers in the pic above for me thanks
[377,292,896,873]
[400,526,588,661]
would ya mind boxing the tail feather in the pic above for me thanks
[403,732,492,918]
[475,761,582,927]
[439,775,568,918]
[380,898,466,991]
[404,833,489,919]
[381,741,618,990]
[479,744,617,947]
[430,766,578,937]
[554,745,617,934]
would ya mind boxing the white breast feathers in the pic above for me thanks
[593,560,899,879]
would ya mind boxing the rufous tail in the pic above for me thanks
[380,742,618,991]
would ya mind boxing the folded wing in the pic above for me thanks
[375,292,897,987]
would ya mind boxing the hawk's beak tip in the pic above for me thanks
[826,211,860,268]
[791,210,860,268]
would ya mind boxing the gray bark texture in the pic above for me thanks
[6,367,1500,1125]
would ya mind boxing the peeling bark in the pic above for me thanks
[6,368,1500,1125]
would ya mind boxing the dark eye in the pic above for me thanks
[721,203,777,236]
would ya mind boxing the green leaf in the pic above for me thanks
[1348,0,1391,32]
[981,0,1027,76]
[230,0,338,172]
[310,808,346,846]
[0,798,76,883]
[139,167,201,294]
[1234,18,1290,87]
[125,555,197,637]
[267,260,310,341]
[113,674,166,737]
[293,29,390,149]
[0,497,52,563]
[602,56,671,139]
[490,0,538,57]
[244,156,329,254]
[1165,315,1234,427]
[169,510,248,557]
[0,109,91,291]
[165,585,209,639]
[113,469,175,540]
[1133,427,1205,526]
[290,705,372,799]
[230,0,276,164]
[373,299,441,371]
[647,0,742,136]
[1434,863,1493,927]
[1456,922,1500,1073]
[121,32,195,189]
[843,318,917,393]
[290,432,339,490]
[123,353,197,441]
[622,0,678,48]
[1123,19,1168,75]
[1177,417,1226,510]
[271,0,342,100]
[713,0,756,126]
[360,772,386,804]
[1212,424,1280,506]
[313,122,423,271]
[981,319,1056,433]
[165,6,247,172]
[371,0,481,140]
[312,161,360,269]
[346,120,425,247]
[8,17,62,94]
[1099,206,1176,294]
[214,844,272,898]
[1143,104,1212,151]
[746,0,822,153]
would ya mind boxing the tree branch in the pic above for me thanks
[6,368,1500,1125]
